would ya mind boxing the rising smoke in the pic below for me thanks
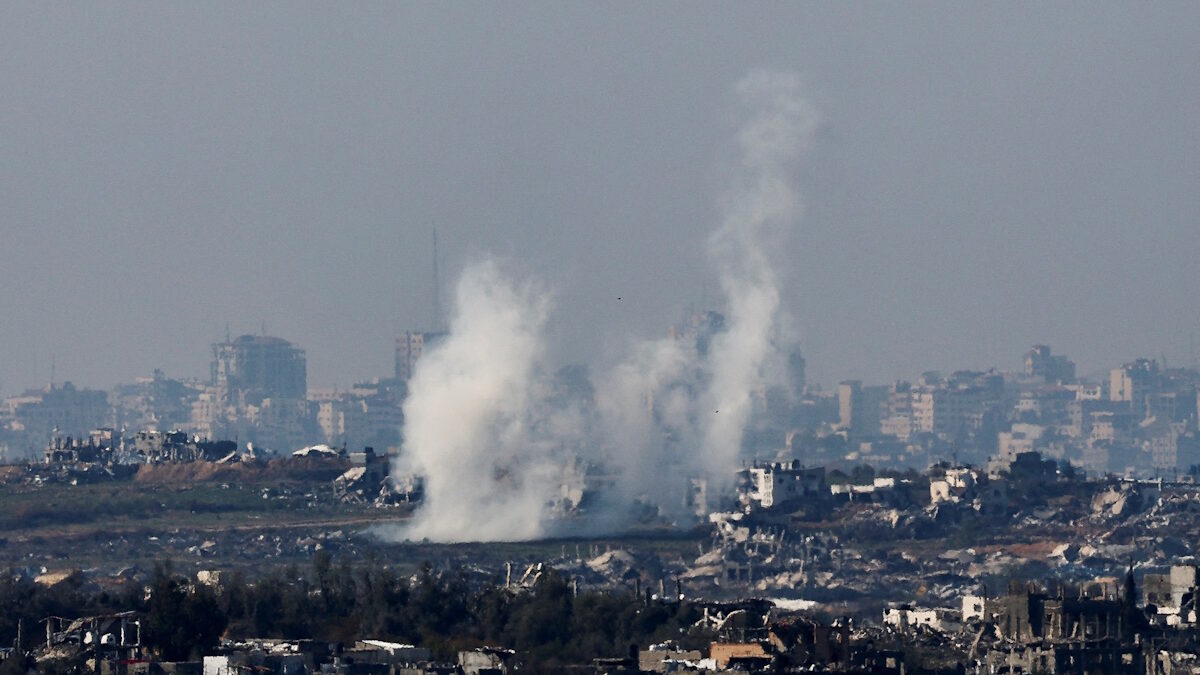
[387,70,817,542]
[701,69,818,478]
[393,261,562,542]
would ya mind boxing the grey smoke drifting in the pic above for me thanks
[388,70,816,542]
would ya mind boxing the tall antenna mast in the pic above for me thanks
[432,225,442,331]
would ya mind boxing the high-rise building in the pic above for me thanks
[1024,345,1076,384]
[838,380,886,437]
[1110,358,1160,416]
[838,381,862,431]
[395,331,447,381]
[880,381,915,441]
[211,335,306,405]
[198,335,312,453]
[787,348,806,395]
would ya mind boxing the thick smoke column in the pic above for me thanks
[388,70,817,542]
[593,336,693,518]
[396,260,558,542]
[701,70,818,477]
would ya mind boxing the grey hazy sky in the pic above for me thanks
[1,3,1198,394]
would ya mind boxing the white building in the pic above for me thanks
[930,467,979,505]
[741,461,826,510]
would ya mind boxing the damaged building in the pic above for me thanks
[132,430,238,463]
[737,460,827,514]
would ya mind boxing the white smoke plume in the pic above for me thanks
[592,335,694,520]
[387,70,817,542]
[395,260,562,542]
[700,70,818,478]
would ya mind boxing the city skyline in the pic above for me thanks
[2,320,1191,398]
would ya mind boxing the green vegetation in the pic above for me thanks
[0,555,705,669]
[145,562,227,661]
[214,553,703,666]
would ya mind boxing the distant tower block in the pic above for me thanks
[1023,345,1076,384]
[211,334,307,406]
[395,330,447,381]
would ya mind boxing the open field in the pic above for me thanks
[0,459,711,584]
[0,460,408,572]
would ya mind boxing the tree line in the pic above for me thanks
[0,552,705,669]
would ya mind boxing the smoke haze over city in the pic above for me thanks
[1,4,1199,396]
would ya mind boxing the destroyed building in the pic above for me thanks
[333,446,420,506]
[1143,564,1200,625]
[43,611,144,666]
[132,430,237,463]
[45,428,122,464]
[972,576,1145,674]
